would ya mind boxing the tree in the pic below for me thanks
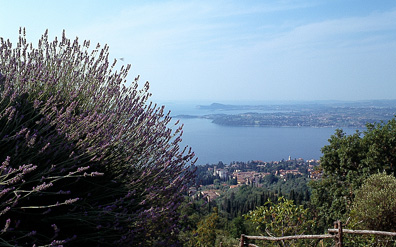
[190,207,220,247]
[351,173,396,231]
[310,119,396,230]
[230,216,247,238]
[244,197,313,239]
[0,28,196,246]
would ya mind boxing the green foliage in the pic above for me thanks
[309,170,351,232]
[229,216,247,238]
[179,199,243,247]
[244,197,313,237]
[351,173,396,231]
[219,185,279,218]
[263,173,279,184]
[189,207,220,247]
[310,119,396,230]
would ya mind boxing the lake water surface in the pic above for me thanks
[163,102,361,165]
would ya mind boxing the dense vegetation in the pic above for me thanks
[0,28,195,246]
[310,119,396,232]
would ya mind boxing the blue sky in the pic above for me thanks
[1,0,396,103]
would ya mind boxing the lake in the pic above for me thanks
[162,102,361,165]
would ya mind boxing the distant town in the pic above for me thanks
[176,100,396,128]
[192,157,321,202]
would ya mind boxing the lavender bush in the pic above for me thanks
[0,28,196,246]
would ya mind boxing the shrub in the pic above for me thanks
[245,197,313,237]
[0,28,196,246]
[244,197,314,246]
[351,173,396,231]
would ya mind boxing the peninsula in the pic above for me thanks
[174,100,396,128]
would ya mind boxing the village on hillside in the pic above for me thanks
[191,157,322,202]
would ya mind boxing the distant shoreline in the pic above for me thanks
[173,101,396,128]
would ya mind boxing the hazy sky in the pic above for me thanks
[1,0,396,103]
